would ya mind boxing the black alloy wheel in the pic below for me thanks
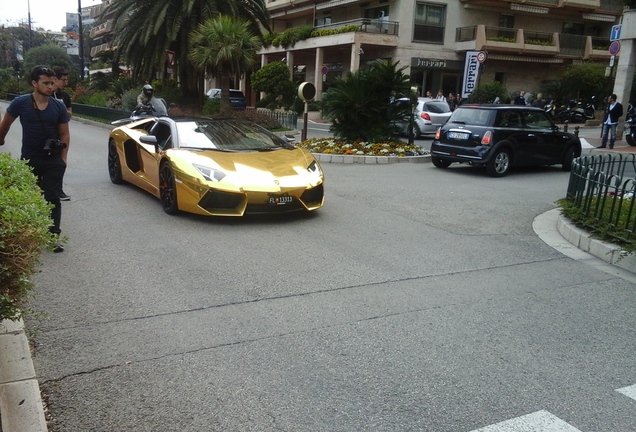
[486,149,511,177]
[159,163,179,215]
[108,139,123,184]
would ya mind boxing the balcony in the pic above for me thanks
[259,18,398,55]
[455,25,610,60]
[90,42,113,57]
[89,19,113,38]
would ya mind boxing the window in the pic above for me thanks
[413,3,446,43]
[315,14,331,27]
[499,14,514,29]
[562,22,584,35]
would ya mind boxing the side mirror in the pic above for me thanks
[140,135,158,144]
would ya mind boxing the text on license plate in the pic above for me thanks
[269,195,293,205]
[448,132,469,140]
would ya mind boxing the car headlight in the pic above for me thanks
[193,164,226,182]
[307,160,322,176]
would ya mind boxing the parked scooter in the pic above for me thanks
[625,102,636,147]
[570,96,596,123]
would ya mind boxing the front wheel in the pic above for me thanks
[561,146,576,171]
[159,163,179,215]
[108,139,123,184]
[626,129,635,146]
[431,156,452,168]
[486,149,511,177]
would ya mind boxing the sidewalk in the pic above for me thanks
[574,123,636,154]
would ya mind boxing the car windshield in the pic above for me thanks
[422,101,451,113]
[448,108,495,126]
[176,120,291,151]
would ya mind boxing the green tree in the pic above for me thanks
[23,44,75,78]
[560,63,608,101]
[467,81,509,104]
[321,60,411,142]
[103,0,270,100]
[251,61,295,109]
[189,15,261,114]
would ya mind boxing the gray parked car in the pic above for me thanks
[392,97,452,138]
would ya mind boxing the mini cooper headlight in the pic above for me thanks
[193,164,226,182]
[307,160,322,176]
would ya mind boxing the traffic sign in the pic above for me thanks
[165,50,175,66]
[321,65,329,75]
[609,41,620,56]
[610,25,621,41]
[476,51,487,63]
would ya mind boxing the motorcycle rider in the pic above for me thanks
[135,84,168,116]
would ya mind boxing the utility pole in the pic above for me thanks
[27,0,33,51]
[78,0,85,79]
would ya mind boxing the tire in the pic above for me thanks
[561,146,576,171]
[626,131,635,146]
[108,139,123,184]
[486,148,511,177]
[159,162,179,215]
[572,112,585,123]
[431,156,452,168]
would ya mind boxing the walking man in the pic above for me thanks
[600,94,623,149]
[0,65,70,252]
[52,66,72,201]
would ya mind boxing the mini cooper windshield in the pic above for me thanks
[176,120,293,151]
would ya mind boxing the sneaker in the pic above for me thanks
[52,241,64,253]
[59,191,71,201]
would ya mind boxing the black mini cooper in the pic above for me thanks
[430,105,581,177]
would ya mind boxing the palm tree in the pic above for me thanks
[102,0,270,99]
[189,15,261,114]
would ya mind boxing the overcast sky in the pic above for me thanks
[1,0,104,32]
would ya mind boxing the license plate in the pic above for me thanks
[269,195,293,205]
[448,131,469,140]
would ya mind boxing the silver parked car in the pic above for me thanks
[392,97,452,138]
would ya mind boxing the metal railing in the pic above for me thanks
[566,154,636,242]
[314,18,399,36]
[254,108,298,129]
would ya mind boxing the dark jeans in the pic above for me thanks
[601,123,618,148]
[24,156,66,235]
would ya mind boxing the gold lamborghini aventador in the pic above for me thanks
[108,117,324,216]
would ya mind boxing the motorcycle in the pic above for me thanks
[111,97,169,126]
[570,96,596,123]
[544,100,556,120]
[625,102,636,147]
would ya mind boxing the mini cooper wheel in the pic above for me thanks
[486,149,511,177]
[561,146,576,171]
[159,163,179,215]
[431,156,452,168]
[108,139,123,184]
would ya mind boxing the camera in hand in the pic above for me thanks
[43,138,67,156]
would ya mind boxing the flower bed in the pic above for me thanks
[297,138,429,157]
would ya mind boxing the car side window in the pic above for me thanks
[500,111,522,128]
[149,122,172,150]
[525,111,552,129]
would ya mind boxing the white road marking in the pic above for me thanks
[579,138,595,149]
[470,410,582,432]
[616,384,636,401]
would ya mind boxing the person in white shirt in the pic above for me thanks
[435,90,446,102]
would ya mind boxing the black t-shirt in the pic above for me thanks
[53,89,72,111]
[6,94,69,158]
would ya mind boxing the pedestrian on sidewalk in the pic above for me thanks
[0,65,70,252]
[52,66,72,201]
[599,94,623,149]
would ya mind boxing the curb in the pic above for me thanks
[0,319,48,432]
[314,153,431,164]
[556,213,636,274]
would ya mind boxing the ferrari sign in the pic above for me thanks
[461,51,481,99]
[165,50,176,66]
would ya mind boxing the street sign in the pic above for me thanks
[298,82,316,102]
[610,25,621,41]
[165,50,175,66]
[610,55,615,67]
[321,65,329,75]
[476,51,487,63]
[609,41,620,56]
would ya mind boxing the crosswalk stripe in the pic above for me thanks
[616,384,636,401]
[469,410,582,432]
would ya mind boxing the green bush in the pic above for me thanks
[0,154,55,321]
[467,81,510,104]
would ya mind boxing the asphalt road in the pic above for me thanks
[1,106,635,431]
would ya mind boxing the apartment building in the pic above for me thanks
[257,0,625,100]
